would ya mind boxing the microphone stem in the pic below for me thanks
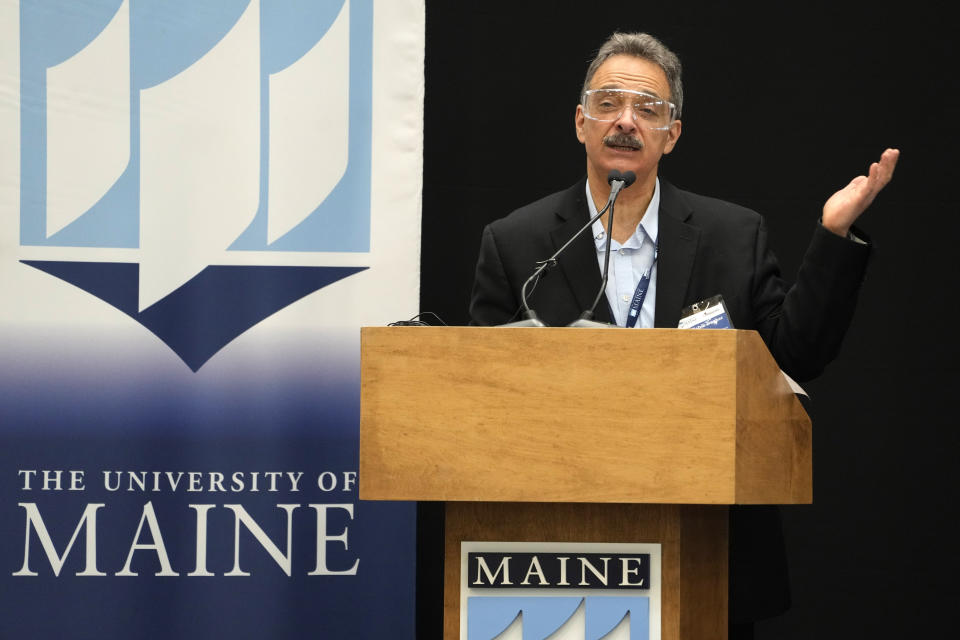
[585,191,617,319]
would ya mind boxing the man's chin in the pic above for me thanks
[588,150,656,181]
[597,150,644,174]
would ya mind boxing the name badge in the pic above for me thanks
[678,295,732,329]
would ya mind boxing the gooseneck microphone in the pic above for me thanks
[567,169,637,327]
[503,170,635,327]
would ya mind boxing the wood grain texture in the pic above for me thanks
[678,506,729,639]
[734,331,813,503]
[359,327,811,505]
[443,502,727,640]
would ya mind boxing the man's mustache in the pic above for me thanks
[603,133,643,150]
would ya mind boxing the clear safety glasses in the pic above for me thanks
[581,88,676,131]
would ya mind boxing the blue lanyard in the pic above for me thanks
[624,243,658,328]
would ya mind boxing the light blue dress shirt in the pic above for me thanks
[585,179,660,328]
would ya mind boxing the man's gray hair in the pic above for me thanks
[581,32,684,120]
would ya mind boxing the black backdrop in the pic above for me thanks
[418,2,959,637]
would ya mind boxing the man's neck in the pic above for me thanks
[588,169,657,243]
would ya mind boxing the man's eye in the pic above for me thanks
[635,101,665,117]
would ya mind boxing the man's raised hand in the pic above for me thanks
[822,148,900,237]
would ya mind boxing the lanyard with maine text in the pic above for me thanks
[624,242,659,328]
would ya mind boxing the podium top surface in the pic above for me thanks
[359,327,811,505]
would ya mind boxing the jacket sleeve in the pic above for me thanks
[752,220,872,381]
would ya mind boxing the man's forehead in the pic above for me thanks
[589,55,670,97]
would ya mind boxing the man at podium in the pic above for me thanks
[469,31,898,638]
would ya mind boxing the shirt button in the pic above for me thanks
[621,294,630,302]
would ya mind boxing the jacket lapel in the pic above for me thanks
[654,181,700,328]
[549,180,613,324]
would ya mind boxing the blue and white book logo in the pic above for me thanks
[468,596,649,640]
[18,0,372,370]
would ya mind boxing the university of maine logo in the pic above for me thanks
[17,0,372,370]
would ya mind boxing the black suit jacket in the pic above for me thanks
[469,177,872,621]
[470,178,870,382]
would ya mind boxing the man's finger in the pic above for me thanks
[866,162,881,194]
[877,148,900,184]
[865,149,899,196]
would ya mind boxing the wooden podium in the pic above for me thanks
[359,327,811,639]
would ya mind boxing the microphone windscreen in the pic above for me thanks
[621,171,637,187]
[606,169,623,184]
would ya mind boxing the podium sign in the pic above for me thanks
[461,540,662,640]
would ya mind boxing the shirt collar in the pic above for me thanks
[585,177,660,250]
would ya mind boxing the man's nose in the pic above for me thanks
[615,105,639,132]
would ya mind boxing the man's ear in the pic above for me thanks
[575,104,586,144]
[662,118,681,154]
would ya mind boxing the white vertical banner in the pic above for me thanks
[0,0,424,637]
